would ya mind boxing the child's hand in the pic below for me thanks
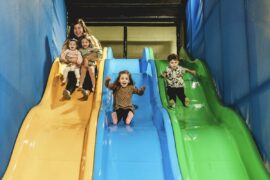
[140,86,146,91]
[160,72,166,78]
[187,69,196,75]
[60,57,69,64]
[191,70,196,75]
[160,74,165,78]
[59,58,65,63]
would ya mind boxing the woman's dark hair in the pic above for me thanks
[167,53,179,62]
[68,18,89,38]
[63,19,89,50]
[113,70,135,88]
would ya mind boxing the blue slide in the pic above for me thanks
[93,48,182,180]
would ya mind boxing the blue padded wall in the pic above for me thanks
[186,0,270,170]
[0,0,66,176]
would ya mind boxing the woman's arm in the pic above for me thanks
[89,35,102,50]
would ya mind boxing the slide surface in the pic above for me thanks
[155,48,270,180]
[3,49,107,180]
[93,48,181,180]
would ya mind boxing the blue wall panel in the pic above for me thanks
[0,0,66,176]
[186,0,270,171]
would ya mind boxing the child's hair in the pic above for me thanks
[167,53,179,62]
[81,34,92,46]
[68,18,90,38]
[62,38,78,51]
[67,38,78,48]
[113,70,135,88]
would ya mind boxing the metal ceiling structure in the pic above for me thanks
[66,0,186,26]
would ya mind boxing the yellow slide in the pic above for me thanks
[3,48,107,180]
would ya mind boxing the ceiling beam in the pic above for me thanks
[66,0,186,25]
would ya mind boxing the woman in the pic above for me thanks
[62,18,102,100]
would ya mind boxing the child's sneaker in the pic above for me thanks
[63,89,71,100]
[79,89,90,101]
[185,98,190,106]
[168,99,176,108]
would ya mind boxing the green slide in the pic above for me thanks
[154,48,270,180]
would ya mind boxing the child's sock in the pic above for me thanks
[109,124,118,132]
[126,125,133,132]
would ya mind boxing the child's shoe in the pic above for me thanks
[168,99,176,108]
[61,80,66,86]
[77,86,83,91]
[79,89,90,101]
[63,89,71,100]
[126,125,133,132]
[109,124,118,132]
[185,98,190,107]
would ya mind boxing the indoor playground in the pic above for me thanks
[1,0,270,180]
